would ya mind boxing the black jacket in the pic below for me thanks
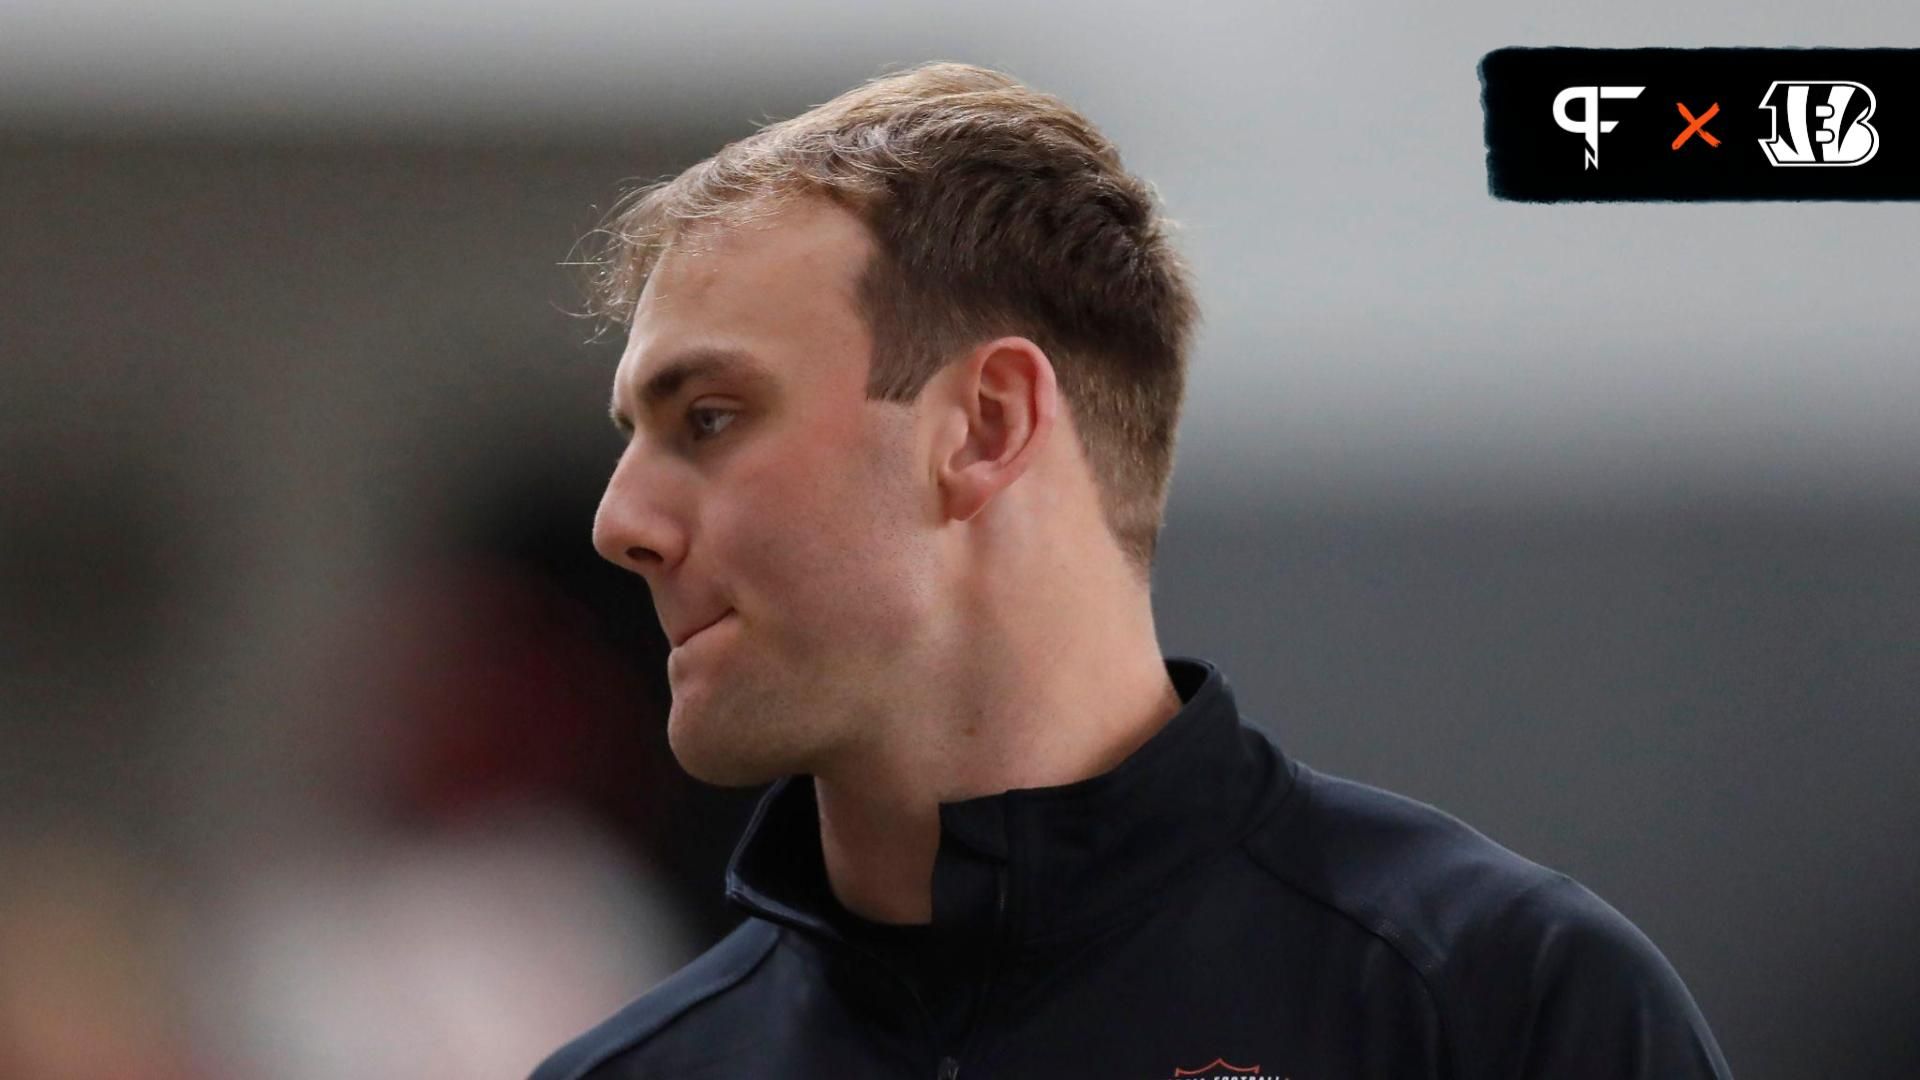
[533,657,1732,1079]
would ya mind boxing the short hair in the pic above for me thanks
[584,61,1199,579]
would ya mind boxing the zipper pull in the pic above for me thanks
[937,1056,960,1080]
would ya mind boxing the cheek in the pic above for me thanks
[716,426,930,634]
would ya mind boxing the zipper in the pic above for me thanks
[745,868,1010,1078]
[731,899,947,1066]
[936,863,1012,1078]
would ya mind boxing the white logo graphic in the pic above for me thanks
[1758,81,1880,166]
[1553,85,1646,169]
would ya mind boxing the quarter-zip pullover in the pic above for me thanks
[532,657,1732,1079]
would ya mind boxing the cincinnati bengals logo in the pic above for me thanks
[1758,80,1880,166]
[1165,1057,1291,1079]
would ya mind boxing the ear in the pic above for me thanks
[933,336,1059,523]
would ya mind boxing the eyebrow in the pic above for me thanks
[609,346,774,435]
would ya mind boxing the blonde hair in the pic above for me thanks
[584,62,1198,577]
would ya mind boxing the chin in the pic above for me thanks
[666,690,797,788]
[671,741,783,788]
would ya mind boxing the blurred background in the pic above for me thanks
[2,2,1915,1077]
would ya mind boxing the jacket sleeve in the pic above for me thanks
[1443,872,1734,1079]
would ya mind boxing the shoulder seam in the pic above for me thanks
[1020,748,1308,951]
[1235,767,1457,1067]
[547,920,783,1080]
[1237,768,1445,972]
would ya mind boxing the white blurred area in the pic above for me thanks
[191,804,687,1079]
[0,812,687,1080]
[2,3,1917,1079]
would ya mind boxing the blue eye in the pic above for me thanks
[687,406,737,442]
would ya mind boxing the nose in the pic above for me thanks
[592,445,687,577]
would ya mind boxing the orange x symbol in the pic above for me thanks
[1672,102,1721,149]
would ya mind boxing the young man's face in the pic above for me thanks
[594,198,943,786]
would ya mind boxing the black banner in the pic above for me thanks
[1481,47,1920,201]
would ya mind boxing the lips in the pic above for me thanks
[669,610,731,649]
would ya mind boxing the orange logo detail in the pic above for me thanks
[1672,101,1722,150]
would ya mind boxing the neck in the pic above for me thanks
[813,568,1179,925]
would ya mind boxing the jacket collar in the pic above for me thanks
[723,657,1295,954]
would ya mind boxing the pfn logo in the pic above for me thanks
[1552,85,1645,169]
[1758,81,1880,166]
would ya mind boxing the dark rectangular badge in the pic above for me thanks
[1481,47,1920,201]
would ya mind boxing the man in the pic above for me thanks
[534,62,1731,1079]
